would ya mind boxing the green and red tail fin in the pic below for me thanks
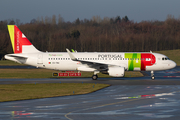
[7,25,39,54]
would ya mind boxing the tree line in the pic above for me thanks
[0,14,180,59]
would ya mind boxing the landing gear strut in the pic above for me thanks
[151,71,155,80]
[92,71,99,80]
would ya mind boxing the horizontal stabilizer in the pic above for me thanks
[5,54,28,64]
[5,54,28,59]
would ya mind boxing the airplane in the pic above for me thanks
[5,25,176,80]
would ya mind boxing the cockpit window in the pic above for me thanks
[162,57,170,60]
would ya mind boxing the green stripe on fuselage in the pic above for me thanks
[125,53,141,71]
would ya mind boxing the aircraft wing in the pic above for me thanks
[66,49,118,71]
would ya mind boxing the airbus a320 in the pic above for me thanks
[5,25,176,80]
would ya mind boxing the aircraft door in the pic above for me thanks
[37,54,43,64]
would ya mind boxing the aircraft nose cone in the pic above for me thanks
[171,61,176,69]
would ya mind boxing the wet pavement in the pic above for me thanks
[0,67,180,120]
[1,85,180,120]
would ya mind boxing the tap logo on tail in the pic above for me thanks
[7,25,32,53]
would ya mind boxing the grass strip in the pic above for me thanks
[0,69,143,78]
[0,83,110,102]
[0,60,25,66]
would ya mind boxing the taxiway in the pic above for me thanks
[0,67,180,120]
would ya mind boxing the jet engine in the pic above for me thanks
[108,66,125,77]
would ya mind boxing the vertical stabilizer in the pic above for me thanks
[7,25,40,53]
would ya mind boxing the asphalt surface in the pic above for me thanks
[0,66,180,120]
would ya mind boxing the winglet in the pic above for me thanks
[66,48,77,61]
[71,49,75,52]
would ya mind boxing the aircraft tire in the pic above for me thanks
[92,75,98,80]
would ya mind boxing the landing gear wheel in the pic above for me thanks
[151,71,155,80]
[92,75,98,80]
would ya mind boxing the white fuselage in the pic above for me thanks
[5,52,176,72]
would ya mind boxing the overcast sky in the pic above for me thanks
[0,0,180,23]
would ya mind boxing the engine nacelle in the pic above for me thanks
[108,66,125,77]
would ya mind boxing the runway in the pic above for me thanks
[0,67,180,120]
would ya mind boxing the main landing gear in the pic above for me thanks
[151,71,155,80]
[92,74,98,80]
[92,71,99,80]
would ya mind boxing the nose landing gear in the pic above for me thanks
[151,71,155,80]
